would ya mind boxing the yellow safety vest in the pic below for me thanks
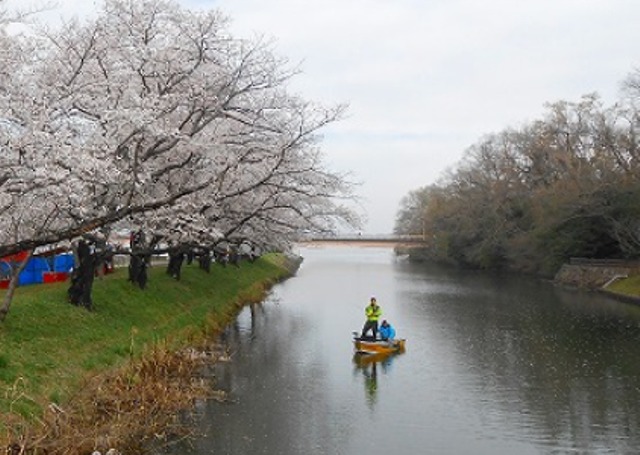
[365,304,382,321]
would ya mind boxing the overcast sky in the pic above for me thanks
[7,0,640,234]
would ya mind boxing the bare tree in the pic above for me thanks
[398,89,640,274]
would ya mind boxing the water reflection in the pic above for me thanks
[352,352,403,409]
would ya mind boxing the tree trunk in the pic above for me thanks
[229,246,240,267]
[186,250,194,265]
[0,250,33,322]
[128,253,148,289]
[67,240,97,310]
[128,230,149,289]
[198,248,211,273]
[167,248,185,280]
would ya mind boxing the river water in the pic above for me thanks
[161,245,640,454]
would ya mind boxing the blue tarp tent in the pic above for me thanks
[53,253,75,273]
[1,252,75,286]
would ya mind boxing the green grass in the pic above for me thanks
[607,274,640,297]
[0,254,292,420]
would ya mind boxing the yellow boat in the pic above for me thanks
[353,337,406,354]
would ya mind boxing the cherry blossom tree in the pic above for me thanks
[123,94,357,281]
[0,0,359,311]
[0,1,54,320]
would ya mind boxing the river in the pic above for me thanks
[160,245,640,454]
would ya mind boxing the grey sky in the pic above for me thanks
[7,0,640,233]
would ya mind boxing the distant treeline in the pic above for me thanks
[395,70,640,276]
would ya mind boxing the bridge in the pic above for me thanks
[296,235,427,248]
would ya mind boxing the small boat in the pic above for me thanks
[353,334,406,355]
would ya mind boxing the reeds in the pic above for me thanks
[6,343,229,454]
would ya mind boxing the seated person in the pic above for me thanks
[379,320,396,341]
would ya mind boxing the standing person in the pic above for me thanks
[379,320,396,341]
[361,297,382,340]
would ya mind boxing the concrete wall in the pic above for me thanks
[553,263,639,289]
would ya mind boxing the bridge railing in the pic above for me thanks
[301,235,426,243]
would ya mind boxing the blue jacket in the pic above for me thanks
[379,323,396,340]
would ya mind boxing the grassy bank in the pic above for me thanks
[605,275,640,300]
[0,253,298,452]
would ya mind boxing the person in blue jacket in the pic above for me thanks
[379,320,396,341]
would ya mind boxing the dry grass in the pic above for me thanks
[5,343,230,455]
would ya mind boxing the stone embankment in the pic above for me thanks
[553,258,640,289]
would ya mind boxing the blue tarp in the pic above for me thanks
[53,254,75,273]
[18,271,38,285]
[0,259,40,285]
[26,257,49,273]
[0,261,12,279]
[1,253,74,286]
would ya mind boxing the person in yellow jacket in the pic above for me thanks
[361,297,382,340]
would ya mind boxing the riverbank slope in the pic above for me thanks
[0,253,301,454]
